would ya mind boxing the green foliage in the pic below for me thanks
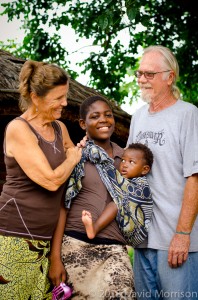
[1,0,197,106]
[127,246,134,265]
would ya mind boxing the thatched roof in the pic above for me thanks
[0,49,131,146]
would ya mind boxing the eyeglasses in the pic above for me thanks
[134,70,171,79]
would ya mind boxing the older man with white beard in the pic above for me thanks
[127,45,198,300]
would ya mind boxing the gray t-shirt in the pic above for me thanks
[127,99,198,251]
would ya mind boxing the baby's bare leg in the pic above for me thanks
[82,210,96,239]
[82,202,118,239]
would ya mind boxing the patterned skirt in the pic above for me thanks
[61,235,136,300]
[0,235,53,300]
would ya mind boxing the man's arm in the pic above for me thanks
[168,173,198,268]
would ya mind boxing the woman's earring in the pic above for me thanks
[36,107,38,112]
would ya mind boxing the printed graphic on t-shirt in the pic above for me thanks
[135,130,165,146]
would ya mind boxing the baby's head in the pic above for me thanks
[119,143,153,179]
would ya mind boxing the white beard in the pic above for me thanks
[139,84,153,104]
[140,90,152,103]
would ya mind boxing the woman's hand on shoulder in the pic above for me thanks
[66,146,82,165]
[77,134,88,148]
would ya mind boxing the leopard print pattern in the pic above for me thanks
[61,235,136,300]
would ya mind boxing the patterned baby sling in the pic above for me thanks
[65,140,153,247]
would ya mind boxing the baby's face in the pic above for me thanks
[119,149,147,179]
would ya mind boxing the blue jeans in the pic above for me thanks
[134,249,198,300]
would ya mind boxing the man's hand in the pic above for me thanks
[168,233,190,268]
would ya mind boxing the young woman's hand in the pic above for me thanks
[48,257,67,287]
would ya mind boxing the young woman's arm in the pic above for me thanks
[49,201,68,286]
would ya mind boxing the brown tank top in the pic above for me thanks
[0,117,66,240]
